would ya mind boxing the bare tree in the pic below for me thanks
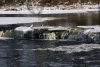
[26,0,43,14]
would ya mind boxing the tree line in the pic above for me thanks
[0,0,99,6]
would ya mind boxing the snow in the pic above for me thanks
[82,5,99,9]
[83,29,92,34]
[0,9,99,14]
[0,17,57,25]
[89,28,100,33]
[15,26,33,32]
[0,4,99,14]
[83,28,100,34]
[15,26,29,31]
[77,25,100,29]
[78,25,100,34]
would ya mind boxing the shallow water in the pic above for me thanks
[0,39,100,67]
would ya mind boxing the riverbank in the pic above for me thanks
[0,9,99,14]
[0,4,99,10]
[0,4,99,14]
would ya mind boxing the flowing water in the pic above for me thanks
[0,39,100,67]
[0,11,100,67]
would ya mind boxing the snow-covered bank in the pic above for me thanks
[0,9,99,14]
[0,4,99,14]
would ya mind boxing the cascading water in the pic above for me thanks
[0,31,4,37]
[0,30,14,37]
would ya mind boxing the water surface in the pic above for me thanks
[0,39,100,67]
[0,11,100,67]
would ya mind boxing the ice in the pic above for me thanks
[0,17,57,25]
[89,28,100,33]
[77,25,100,29]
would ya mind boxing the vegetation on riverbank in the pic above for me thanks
[0,0,99,6]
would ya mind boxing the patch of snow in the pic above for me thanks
[0,17,57,25]
[0,4,99,14]
[77,25,100,29]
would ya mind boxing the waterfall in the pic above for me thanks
[0,30,14,37]
[0,31,4,37]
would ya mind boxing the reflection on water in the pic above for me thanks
[29,12,99,26]
[0,11,99,26]
[0,39,100,67]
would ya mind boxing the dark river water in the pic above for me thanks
[0,11,100,26]
[0,39,100,67]
[41,12,100,26]
[0,11,100,67]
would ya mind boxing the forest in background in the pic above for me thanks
[0,0,99,6]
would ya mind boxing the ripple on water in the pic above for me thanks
[0,39,100,67]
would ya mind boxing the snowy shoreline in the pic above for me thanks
[0,9,99,14]
[0,4,99,14]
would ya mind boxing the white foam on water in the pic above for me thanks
[14,44,100,53]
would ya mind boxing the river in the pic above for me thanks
[0,39,100,67]
[0,11,100,67]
